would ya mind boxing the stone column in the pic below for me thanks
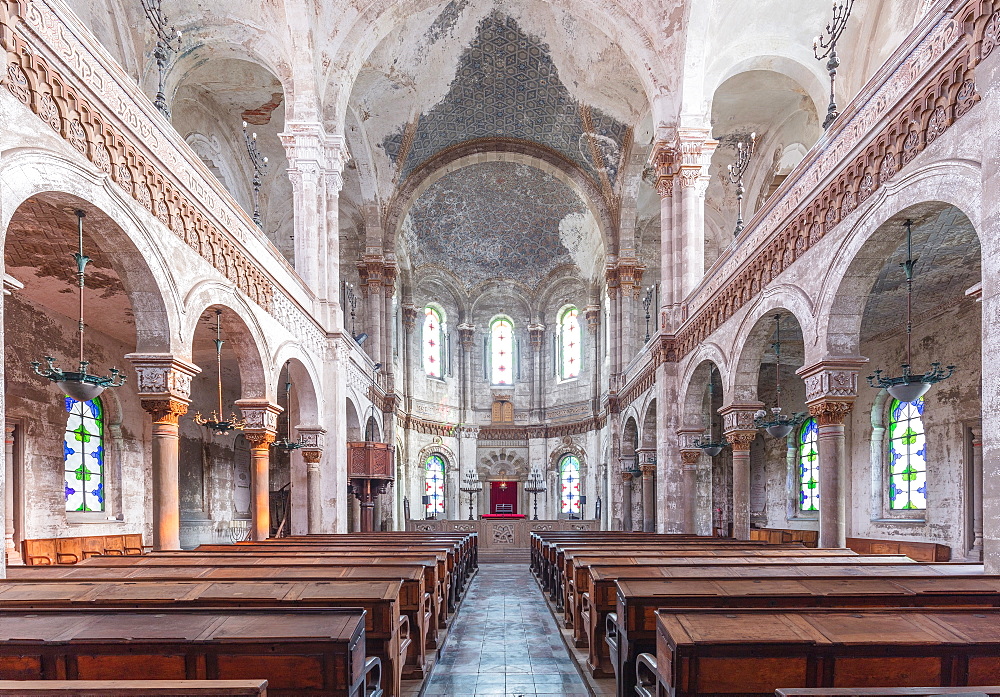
[651,140,679,330]
[458,324,475,419]
[677,129,717,296]
[325,136,348,313]
[279,122,325,294]
[4,423,20,565]
[621,471,634,532]
[237,400,282,542]
[527,429,547,517]
[639,461,656,532]
[382,259,397,382]
[605,264,621,380]
[459,426,479,518]
[358,257,384,365]
[677,429,705,535]
[617,258,645,365]
[971,425,984,560]
[298,427,326,535]
[128,355,200,551]
[798,359,865,548]
[326,339,351,532]
[528,324,544,416]
[719,402,763,541]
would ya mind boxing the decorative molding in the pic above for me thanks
[244,431,277,449]
[140,398,189,425]
[719,402,765,434]
[797,358,869,404]
[808,399,854,426]
[235,399,282,434]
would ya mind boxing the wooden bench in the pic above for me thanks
[846,537,951,562]
[0,608,378,697]
[0,579,408,697]
[0,680,268,696]
[21,534,146,565]
[750,528,819,547]
[647,608,1000,697]
[611,575,1000,697]
[776,689,1000,697]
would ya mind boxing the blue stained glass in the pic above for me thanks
[560,455,581,515]
[63,397,105,513]
[888,397,927,511]
[797,418,819,512]
[424,454,446,516]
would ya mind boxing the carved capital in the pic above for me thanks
[808,399,854,426]
[584,305,601,333]
[458,323,476,351]
[402,304,419,332]
[126,354,200,401]
[680,450,701,466]
[797,357,869,404]
[244,431,277,450]
[303,450,323,466]
[621,471,634,482]
[235,399,282,434]
[141,398,190,425]
[639,464,656,477]
[296,426,326,451]
[528,323,545,350]
[649,139,677,198]
[725,431,758,451]
[676,428,706,451]
[718,402,764,434]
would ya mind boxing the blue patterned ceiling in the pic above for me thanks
[404,161,587,289]
[383,12,630,187]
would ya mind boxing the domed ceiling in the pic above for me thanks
[402,161,600,290]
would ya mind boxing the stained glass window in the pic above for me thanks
[491,317,514,385]
[889,397,927,510]
[423,305,444,377]
[560,454,581,516]
[798,418,819,512]
[424,454,446,516]
[63,396,105,512]
[559,306,581,380]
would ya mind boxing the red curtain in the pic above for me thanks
[490,481,518,514]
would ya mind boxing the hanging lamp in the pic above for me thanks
[274,360,305,451]
[31,210,126,401]
[867,220,955,401]
[754,313,806,438]
[694,378,727,456]
[193,309,247,436]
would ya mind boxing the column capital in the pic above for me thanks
[402,304,419,332]
[126,354,201,401]
[297,425,326,455]
[235,399,283,435]
[528,323,545,350]
[324,133,348,192]
[680,450,701,468]
[718,401,765,434]
[244,431,276,450]
[797,357,869,404]
[5,423,15,441]
[676,428,706,452]
[621,471,634,483]
[303,450,323,466]
[458,323,476,351]
[649,139,677,198]
[584,305,601,333]
[808,399,854,426]
[725,431,757,451]
[140,398,190,425]
[639,464,656,477]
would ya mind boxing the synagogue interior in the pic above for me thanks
[0,0,999,695]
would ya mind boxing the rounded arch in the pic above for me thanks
[728,296,812,405]
[621,414,640,457]
[271,350,321,427]
[640,397,657,451]
[815,162,983,358]
[708,56,828,125]
[681,359,725,431]
[0,152,179,354]
[345,395,363,442]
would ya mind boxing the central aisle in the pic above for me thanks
[422,564,590,696]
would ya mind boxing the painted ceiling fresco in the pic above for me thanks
[861,205,981,342]
[382,12,630,187]
[403,161,588,289]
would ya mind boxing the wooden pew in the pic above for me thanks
[6,564,433,679]
[21,535,147,565]
[0,580,407,697]
[749,528,819,547]
[775,689,1000,697]
[846,537,951,562]
[0,608,378,697]
[647,608,1000,697]
[0,680,268,696]
[612,575,1000,697]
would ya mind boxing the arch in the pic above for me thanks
[345,397,363,442]
[708,55,828,126]
[640,398,658,451]
[681,359,725,432]
[815,162,983,357]
[0,153,178,353]
[422,452,448,517]
[558,452,582,517]
[271,343,322,426]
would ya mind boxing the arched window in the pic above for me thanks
[63,396,105,512]
[424,454,446,517]
[889,397,927,510]
[559,306,581,380]
[423,305,444,378]
[491,317,514,385]
[797,418,819,513]
[559,454,581,516]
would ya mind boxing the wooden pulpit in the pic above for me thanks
[347,441,394,532]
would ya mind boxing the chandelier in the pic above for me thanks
[754,313,806,438]
[523,469,547,521]
[31,210,126,401]
[867,220,955,401]
[273,360,305,451]
[694,377,727,456]
[459,470,483,521]
[193,310,247,436]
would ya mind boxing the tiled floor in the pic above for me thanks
[422,564,590,696]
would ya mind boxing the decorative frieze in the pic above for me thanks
[126,354,200,402]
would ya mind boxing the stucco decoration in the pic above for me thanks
[382,12,630,186]
[403,161,598,289]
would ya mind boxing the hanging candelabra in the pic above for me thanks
[242,121,269,227]
[193,310,247,436]
[342,281,358,339]
[813,0,855,129]
[867,220,955,401]
[694,380,727,456]
[273,361,305,452]
[139,0,182,119]
[459,470,483,521]
[754,313,806,438]
[31,210,126,401]
[728,132,756,237]
[642,285,655,343]
[523,468,547,521]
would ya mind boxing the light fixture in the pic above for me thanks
[459,470,483,521]
[727,132,756,237]
[694,378,727,456]
[642,285,655,343]
[341,281,358,338]
[754,313,806,438]
[273,360,305,452]
[193,310,247,436]
[524,468,547,521]
[31,210,126,401]
[139,0,182,119]
[499,481,508,491]
[867,219,955,401]
[242,121,269,227]
[354,332,368,346]
[813,0,855,130]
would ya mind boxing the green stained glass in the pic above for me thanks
[798,418,819,512]
[64,397,105,513]
[888,397,926,511]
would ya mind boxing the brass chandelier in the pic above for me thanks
[193,310,247,436]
